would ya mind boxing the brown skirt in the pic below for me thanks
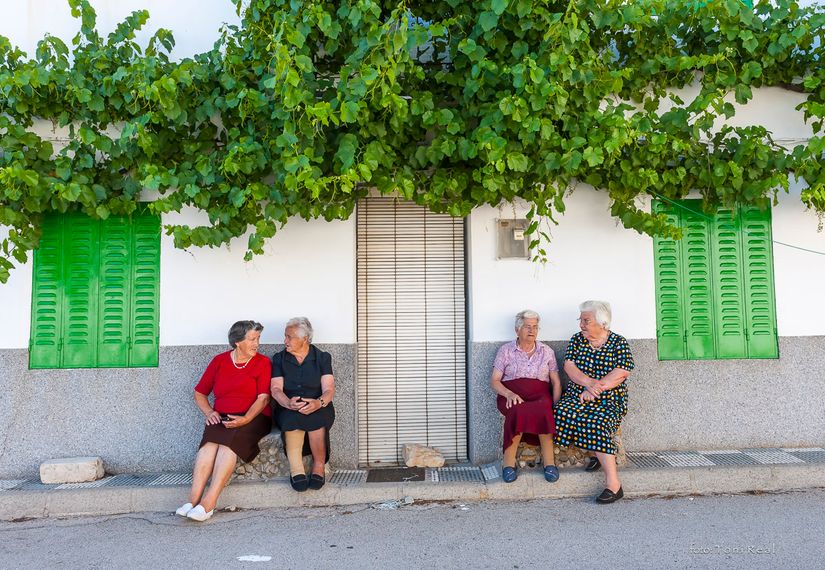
[198,414,272,463]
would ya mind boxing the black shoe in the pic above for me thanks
[585,457,601,472]
[308,473,326,490]
[290,474,309,492]
[596,487,623,504]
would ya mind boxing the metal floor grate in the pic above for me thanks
[329,470,367,486]
[103,474,157,488]
[430,466,484,483]
[787,450,825,463]
[743,449,804,465]
[703,453,759,466]
[657,453,715,468]
[480,463,500,481]
[0,480,26,491]
[148,473,192,486]
[56,476,116,490]
[626,452,672,469]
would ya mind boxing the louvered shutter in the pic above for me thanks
[652,201,686,359]
[711,206,747,358]
[61,214,99,367]
[97,216,132,366]
[741,206,778,358]
[30,214,65,368]
[128,211,160,367]
[357,198,467,466]
[679,201,715,359]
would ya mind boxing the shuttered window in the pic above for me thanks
[357,197,467,466]
[30,210,160,369]
[653,200,778,360]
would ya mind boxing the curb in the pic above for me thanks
[3,463,824,521]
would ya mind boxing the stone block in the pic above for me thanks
[403,443,445,468]
[40,457,104,484]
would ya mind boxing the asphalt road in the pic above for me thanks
[1,491,823,569]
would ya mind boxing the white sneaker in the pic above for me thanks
[186,504,214,522]
[175,502,194,517]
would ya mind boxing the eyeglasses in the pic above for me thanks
[520,325,539,331]
[578,318,593,325]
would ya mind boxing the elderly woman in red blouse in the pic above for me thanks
[490,310,562,483]
[175,320,272,522]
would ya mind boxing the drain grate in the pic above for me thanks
[15,481,60,491]
[103,474,156,488]
[658,453,715,468]
[148,473,193,486]
[788,450,825,464]
[366,467,425,483]
[434,466,484,483]
[480,463,500,481]
[626,453,672,469]
[329,470,367,486]
[0,480,26,491]
[743,449,804,465]
[56,476,116,490]
[703,452,758,466]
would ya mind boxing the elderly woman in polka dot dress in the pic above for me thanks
[554,300,634,504]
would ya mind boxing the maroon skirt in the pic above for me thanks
[199,413,272,463]
[496,378,555,452]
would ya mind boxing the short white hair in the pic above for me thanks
[579,300,611,329]
[514,309,540,331]
[285,316,314,343]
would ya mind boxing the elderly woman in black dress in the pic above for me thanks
[270,317,335,492]
[554,301,635,504]
[176,320,272,521]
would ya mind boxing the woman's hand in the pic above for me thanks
[586,379,604,397]
[222,414,249,429]
[505,392,524,409]
[205,410,222,425]
[298,398,323,415]
[288,396,307,411]
[579,390,596,404]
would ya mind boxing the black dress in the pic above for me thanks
[272,345,336,460]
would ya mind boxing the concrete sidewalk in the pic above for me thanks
[2,447,824,521]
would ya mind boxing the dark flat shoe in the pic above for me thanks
[543,465,560,483]
[596,487,623,504]
[585,457,601,472]
[308,473,326,490]
[502,466,518,483]
[290,474,309,492]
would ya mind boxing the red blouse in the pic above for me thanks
[195,352,272,417]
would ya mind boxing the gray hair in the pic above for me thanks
[514,309,541,332]
[579,300,612,329]
[228,320,263,348]
[285,316,314,343]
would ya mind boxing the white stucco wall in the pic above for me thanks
[0,0,238,60]
[0,212,357,348]
[467,184,825,342]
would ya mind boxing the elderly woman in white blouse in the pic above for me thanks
[490,310,562,483]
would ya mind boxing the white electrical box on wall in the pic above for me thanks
[496,219,529,259]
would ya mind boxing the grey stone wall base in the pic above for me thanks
[468,337,825,465]
[0,344,357,479]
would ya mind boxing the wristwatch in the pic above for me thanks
[318,397,326,408]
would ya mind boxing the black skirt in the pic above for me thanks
[275,404,335,461]
[198,414,272,463]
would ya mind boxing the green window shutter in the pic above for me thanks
[652,201,686,359]
[711,207,747,358]
[97,216,132,367]
[740,206,779,358]
[30,214,64,369]
[128,211,160,367]
[679,201,715,359]
[61,214,99,368]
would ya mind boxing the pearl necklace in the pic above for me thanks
[518,342,537,356]
[231,349,252,369]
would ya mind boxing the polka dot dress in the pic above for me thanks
[554,332,634,455]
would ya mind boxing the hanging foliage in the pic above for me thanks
[0,0,823,282]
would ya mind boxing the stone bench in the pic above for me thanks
[516,429,626,469]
